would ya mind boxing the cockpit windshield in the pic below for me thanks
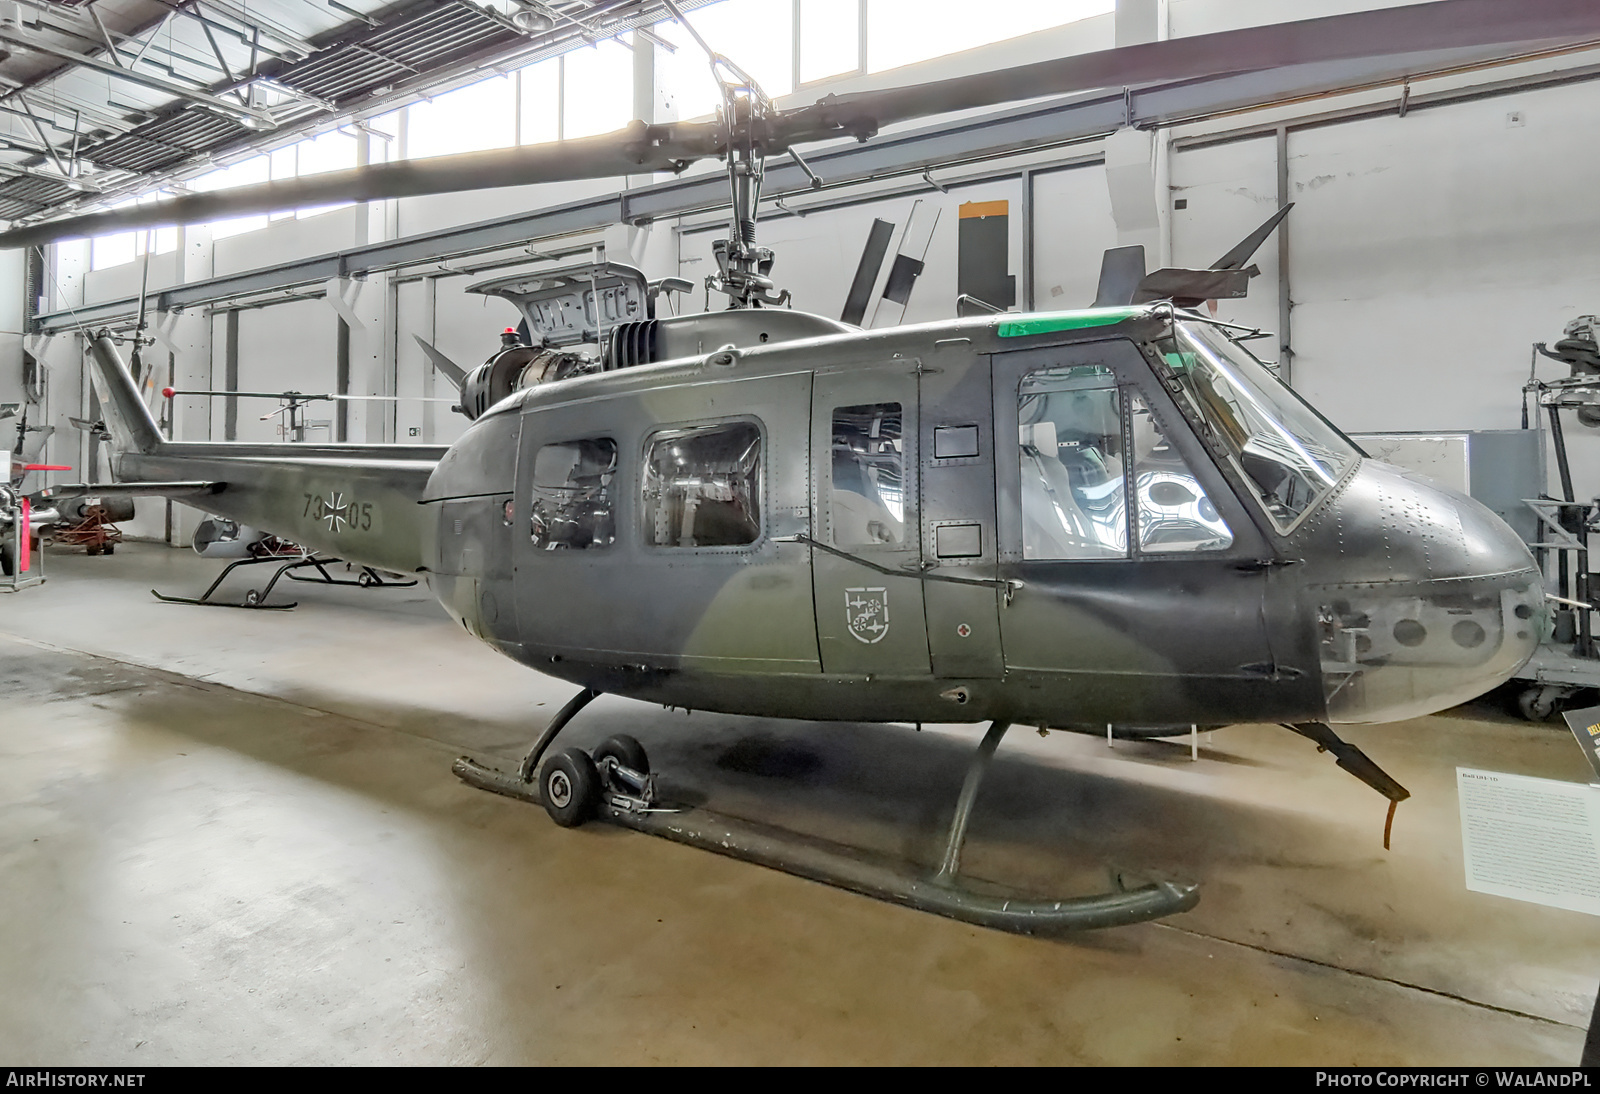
[1155,321,1358,532]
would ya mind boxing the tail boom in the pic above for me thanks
[87,329,443,573]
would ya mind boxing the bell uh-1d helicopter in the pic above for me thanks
[14,0,1587,932]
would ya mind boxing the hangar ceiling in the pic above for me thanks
[0,0,697,223]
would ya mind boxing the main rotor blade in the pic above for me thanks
[9,0,1597,250]
[0,121,721,250]
[774,0,1600,144]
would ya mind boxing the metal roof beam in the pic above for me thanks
[191,0,317,57]
[85,5,124,69]
[13,92,69,178]
[146,0,305,63]
[0,25,277,129]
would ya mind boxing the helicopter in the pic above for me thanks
[12,0,1588,932]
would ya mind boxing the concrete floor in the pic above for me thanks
[2,540,1596,1065]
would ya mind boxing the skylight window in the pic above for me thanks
[866,0,1113,74]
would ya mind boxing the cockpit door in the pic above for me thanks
[992,337,1280,724]
[811,363,931,676]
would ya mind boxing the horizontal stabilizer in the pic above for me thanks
[413,336,469,391]
[38,481,222,501]
[1135,267,1253,307]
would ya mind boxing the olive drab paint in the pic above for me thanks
[85,305,1542,732]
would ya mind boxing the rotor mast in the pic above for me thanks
[666,0,791,309]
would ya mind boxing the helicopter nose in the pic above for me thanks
[1297,460,1543,724]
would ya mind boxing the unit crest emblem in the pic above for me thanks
[845,587,890,644]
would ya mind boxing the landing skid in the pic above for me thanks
[153,553,417,610]
[287,560,417,590]
[453,693,1199,934]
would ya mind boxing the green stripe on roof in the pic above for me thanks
[996,307,1146,338]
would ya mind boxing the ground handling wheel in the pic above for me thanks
[593,734,649,775]
[1517,685,1567,722]
[540,748,599,828]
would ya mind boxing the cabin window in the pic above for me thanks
[830,403,905,548]
[529,438,617,550]
[1017,367,1129,560]
[642,421,762,548]
[1128,392,1233,553]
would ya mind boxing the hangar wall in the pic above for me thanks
[13,0,1600,545]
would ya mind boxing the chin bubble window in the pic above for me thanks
[530,438,617,549]
[642,421,762,548]
[1128,392,1232,553]
[1018,366,1129,560]
[830,403,905,548]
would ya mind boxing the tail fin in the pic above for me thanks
[1092,245,1147,307]
[86,334,164,455]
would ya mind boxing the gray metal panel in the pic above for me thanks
[1467,430,1545,547]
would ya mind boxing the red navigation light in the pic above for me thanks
[503,327,517,334]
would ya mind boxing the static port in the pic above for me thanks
[1515,604,1533,620]
[1452,620,1487,648]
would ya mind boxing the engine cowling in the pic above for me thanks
[460,345,594,420]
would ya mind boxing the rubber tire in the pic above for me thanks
[1517,687,1558,722]
[358,570,376,588]
[594,734,649,776]
[86,544,101,556]
[243,589,262,607]
[102,542,115,556]
[540,748,599,828]
[0,541,13,577]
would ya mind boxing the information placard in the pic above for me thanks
[1457,768,1600,916]
[1561,702,1600,782]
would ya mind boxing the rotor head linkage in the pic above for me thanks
[664,0,791,310]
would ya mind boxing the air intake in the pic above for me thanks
[605,320,660,371]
